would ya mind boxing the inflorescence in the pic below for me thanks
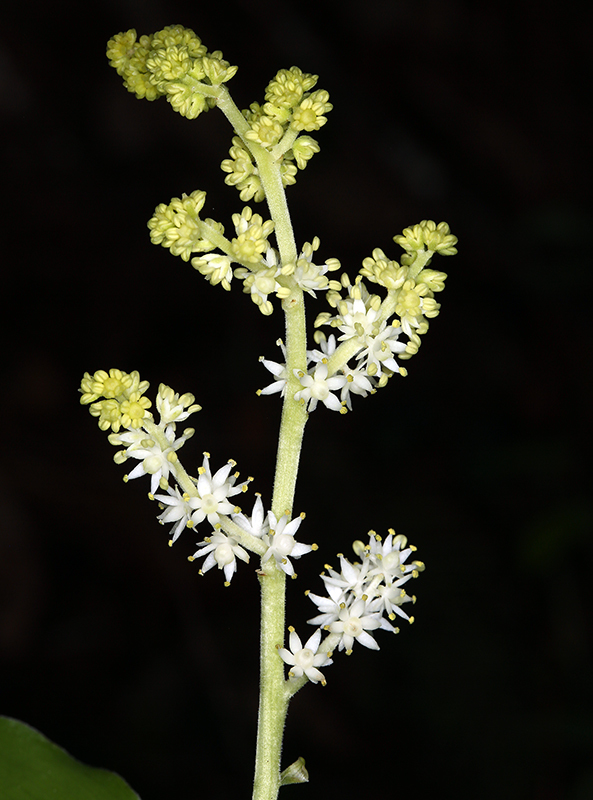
[92,23,458,685]
[107,24,456,413]
[278,530,425,685]
[80,370,316,587]
[257,220,457,412]
[80,369,424,683]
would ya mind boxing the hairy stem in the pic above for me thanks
[249,131,308,800]
[214,82,310,800]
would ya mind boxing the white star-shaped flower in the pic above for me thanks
[306,581,345,626]
[368,583,414,624]
[277,627,332,685]
[356,325,406,376]
[327,598,382,654]
[366,532,421,581]
[154,485,192,544]
[188,453,251,528]
[123,428,182,496]
[258,338,289,397]
[339,364,374,410]
[321,554,370,598]
[307,333,337,364]
[261,511,313,577]
[336,296,381,343]
[293,362,346,413]
[189,531,249,585]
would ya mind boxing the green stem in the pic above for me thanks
[211,81,310,799]
[252,562,291,800]
[251,251,307,800]
[214,83,298,266]
[196,219,233,254]
[256,148,298,268]
[408,248,434,280]
[249,121,309,800]
[210,84,251,137]
[270,126,299,161]
[324,337,363,380]
[141,419,198,497]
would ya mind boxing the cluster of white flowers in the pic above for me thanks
[278,530,424,684]
[80,370,316,586]
[154,452,252,537]
[186,496,316,585]
[258,270,415,413]
[257,222,459,413]
[310,530,424,649]
[259,323,404,414]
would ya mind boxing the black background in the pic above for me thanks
[1,1,592,798]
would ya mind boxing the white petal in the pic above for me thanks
[289,629,303,653]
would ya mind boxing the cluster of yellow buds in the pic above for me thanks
[147,190,225,262]
[221,134,297,203]
[108,23,342,318]
[106,25,237,118]
[147,188,341,315]
[80,369,152,433]
[315,220,458,363]
[147,196,287,314]
[221,67,331,202]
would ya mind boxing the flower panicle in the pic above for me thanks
[276,526,423,684]
[80,373,317,587]
[305,529,425,657]
[80,370,275,582]
[148,190,339,316]
[254,220,457,411]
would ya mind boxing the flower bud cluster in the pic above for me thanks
[221,134,297,203]
[80,369,152,432]
[149,191,339,315]
[220,67,331,202]
[106,25,237,119]
[148,190,224,262]
[394,219,459,260]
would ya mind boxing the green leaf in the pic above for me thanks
[0,716,141,800]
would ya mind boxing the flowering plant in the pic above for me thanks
[56,22,455,800]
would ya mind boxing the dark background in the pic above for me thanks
[1,1,592,798]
